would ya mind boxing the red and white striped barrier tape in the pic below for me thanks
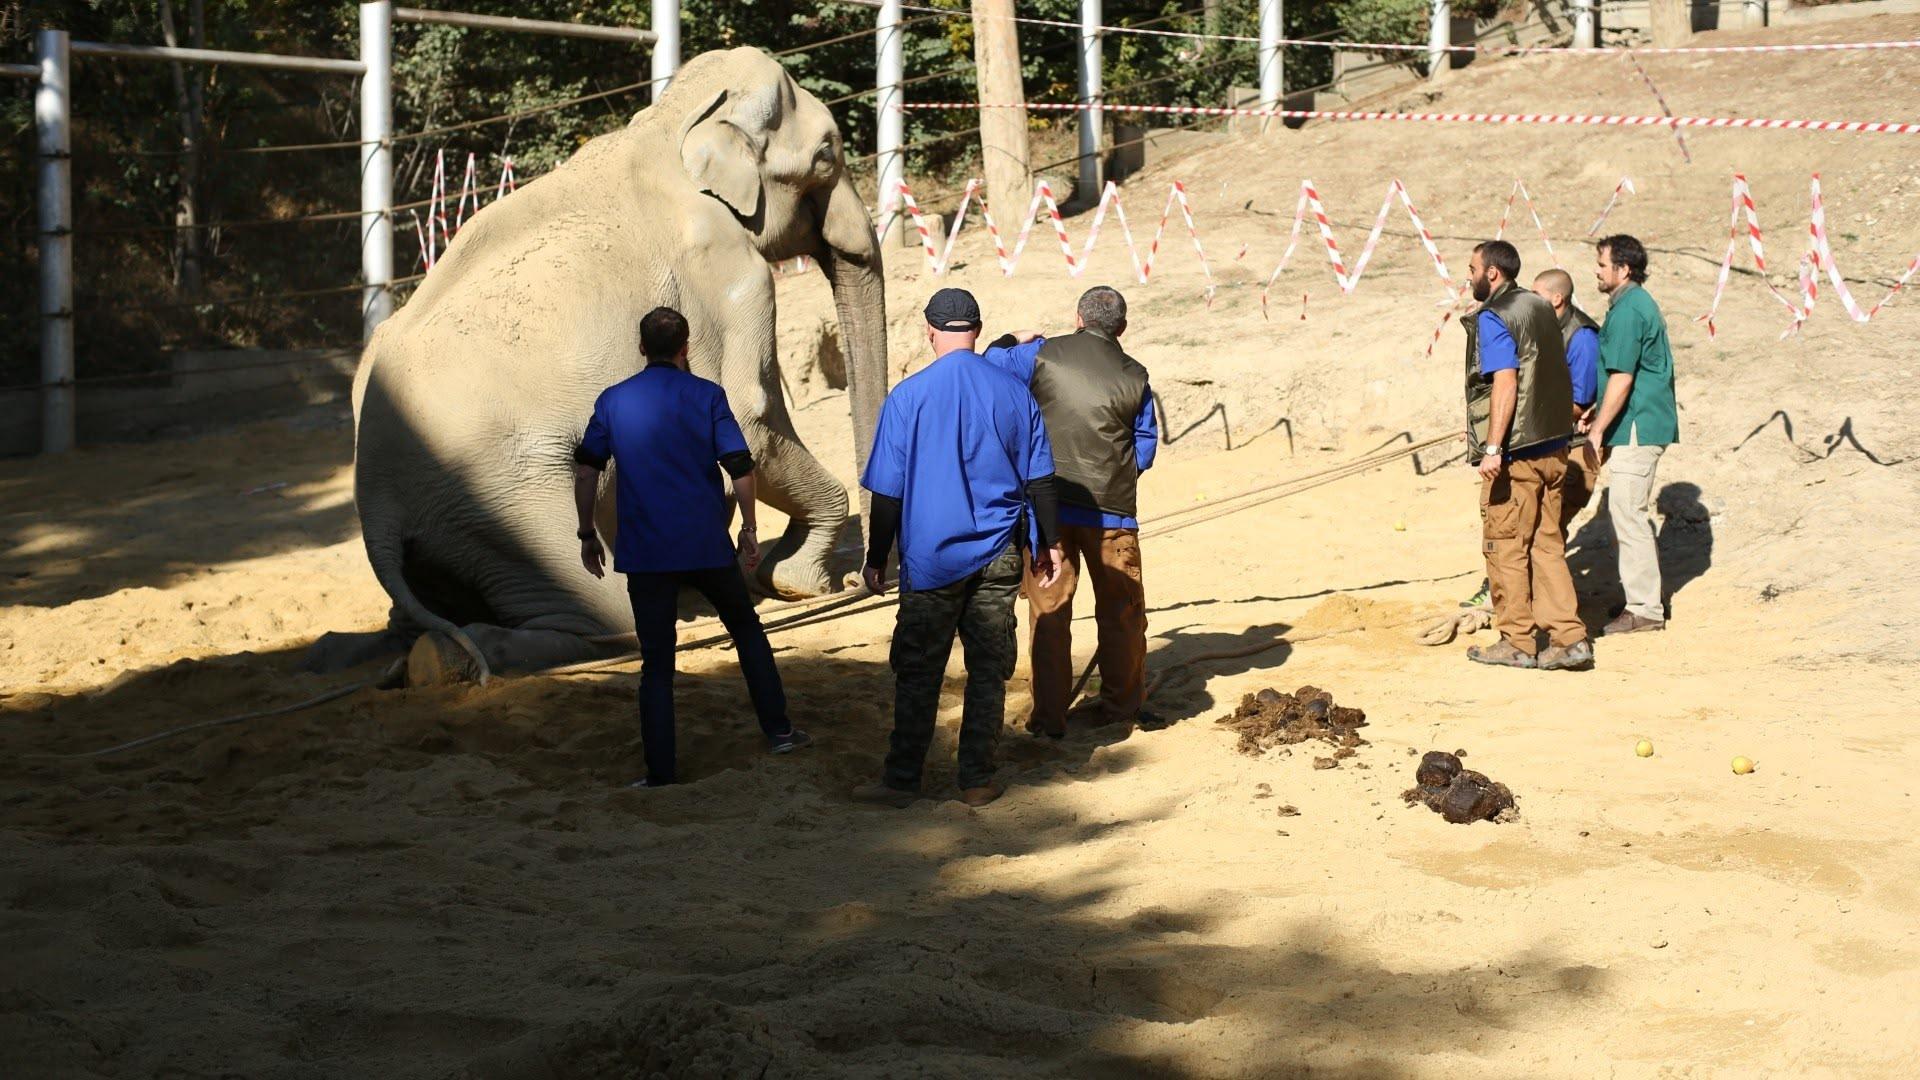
[1622,51,1692,162]
[496,157,517,200]
[455,151,480,231]
[417,152,521,272]
[1587,176,1637,236]
[1494,179,1561,269]
[1699,172,1920,338]
[844,0,1920,55]
[904,100,1920,136]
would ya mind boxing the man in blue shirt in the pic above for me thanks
[982,286,1160,738]
[1532,268,1602,534]
[1462,241,1590,672]
[855,288,1064,808]
[574,307,809,788]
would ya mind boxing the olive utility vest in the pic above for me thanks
[1463,281,1574,457]
[1558,301,1600,345]
[1029,329,1151,518]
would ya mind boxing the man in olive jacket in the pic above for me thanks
[983,286,1159,735]
[1463,241,1593,671]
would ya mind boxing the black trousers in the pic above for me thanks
[626,565,788,784]
[883,542,1023,792]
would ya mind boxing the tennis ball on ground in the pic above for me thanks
[1393,520,1407,531]
[1731,756,1755,775]
[1635,739,1654,757]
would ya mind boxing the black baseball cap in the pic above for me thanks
[923,287,983,331]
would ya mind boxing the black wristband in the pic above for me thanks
[577,528,597,540]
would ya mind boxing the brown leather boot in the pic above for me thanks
[1466,639,1538,668]
[1537,639,1595,671]
[958,784,1003,808]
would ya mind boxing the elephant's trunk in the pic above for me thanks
[818,173,889,496]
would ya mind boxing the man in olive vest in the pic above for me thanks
[986,286,1159,736]
[1532,268,1602,533]
[1463,240,1593,671]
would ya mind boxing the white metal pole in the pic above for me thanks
[651,0,679,101]
[1258,0,1283,111]
[1428,0,1451,79]
[1573,0,1595,47]
[876,0,905,246]
[360,2,393,341]
[1078,0,1102,200]
[35,29,74,455]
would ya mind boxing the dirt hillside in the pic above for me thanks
[4,14,1919,1078]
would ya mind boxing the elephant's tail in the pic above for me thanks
[364,527,495,686]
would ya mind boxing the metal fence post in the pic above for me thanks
[360,2,393,341]
[1078,0,1102,200]
[1428,0,1450,79]
[651,0,679,100]
[35,29,74,455]
[875,0,904,246]
[1573,0,1595,47]
[1258,0,1283,111]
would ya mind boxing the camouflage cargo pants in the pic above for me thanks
[884,541,1023,792]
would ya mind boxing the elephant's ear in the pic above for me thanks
[680,87,776,221]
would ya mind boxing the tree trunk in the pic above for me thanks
[970,0,1031,230]
[1649,0,1693,47]
[158,0,205,297]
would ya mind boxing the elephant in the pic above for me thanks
[305,47,887,683]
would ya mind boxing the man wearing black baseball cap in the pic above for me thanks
[855,287,1064,808]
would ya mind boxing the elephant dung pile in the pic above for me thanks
[1401,751,1519,824]
[1215,686,1369,768]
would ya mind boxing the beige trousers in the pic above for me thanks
[1606,439,1666,621]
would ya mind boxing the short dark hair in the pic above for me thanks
[1597,233,1649,283]
[640,307,690,362]
[1076,285,1128,335]
[1473,240,1522,283]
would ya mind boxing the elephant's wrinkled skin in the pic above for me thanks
[307,48,887,680]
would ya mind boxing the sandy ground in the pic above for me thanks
[6,13,1920,1078]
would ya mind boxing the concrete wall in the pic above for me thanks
[0,347,358,457]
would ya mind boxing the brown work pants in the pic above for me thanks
[1023,524,1147,734]
[1481,449,1586,655]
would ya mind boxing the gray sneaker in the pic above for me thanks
[767,729,813,754]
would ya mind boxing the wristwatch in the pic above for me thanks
[577,528,597,540]
[1485,444,1503,455]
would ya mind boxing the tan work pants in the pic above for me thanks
[1605,440,1667,621]
[1023,524,1147,733]
[1481,449,1586,655]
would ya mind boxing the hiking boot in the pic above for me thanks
[1459,578,1491,609]
[958,784,1004,808]
[767,729,813,754]
[1537,639,1594,671]
[1135,709,1170,732]
[1601,612,1665,636]
[1023,717,1066,740]
[851,781,918,808]
[1466,640,1538,668]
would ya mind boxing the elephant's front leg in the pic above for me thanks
[693,277,850,599]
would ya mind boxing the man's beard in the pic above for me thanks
[1471,278,1491,302]
[1597,276,1617,295]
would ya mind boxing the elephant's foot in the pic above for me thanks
[407,631,481,687]
[303,628,416,674]
[407,624,623,686]
[756,520,842,599]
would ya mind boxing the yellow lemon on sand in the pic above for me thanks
[1732,756,1755,775]
[1635,739,1654,757]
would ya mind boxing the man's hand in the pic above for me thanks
[1586,429,1606,462]
[1032,543,1066,590]
[737,527,761,572]
[580,534,606,579]
[1009,329,1041,344]
[1476,452,1504,481]
[862,565,889,595]
[1575,406,1595,435]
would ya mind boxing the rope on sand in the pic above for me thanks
[37,433,1461,759]
[1414,607,1493,647]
